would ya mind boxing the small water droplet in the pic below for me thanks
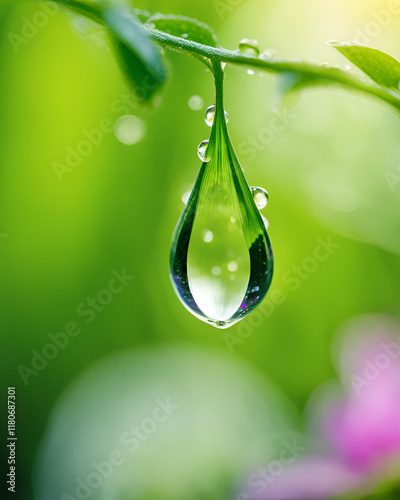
[114,115,146,145]
[320,62,330,68]
[146,22,156,30]
[251,186,269,209]
[261,48,276,59]
[197,140,211,161]
[326,40,341,46]
[202,229,214,243]
[204,105,228,127]
[181,33,189,39]
[247,69,255,76]
[344,64,351,71]
[188,95,204,110]
[239,38,259,57]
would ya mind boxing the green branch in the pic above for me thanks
[44,0,400,112]
[147,28,400,112]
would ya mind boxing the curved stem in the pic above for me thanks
[147,28,400,113]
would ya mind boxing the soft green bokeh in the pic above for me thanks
[1,0,400,498]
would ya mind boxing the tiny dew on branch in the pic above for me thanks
[44,0,400,113]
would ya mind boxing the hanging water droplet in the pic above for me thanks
[239,38,260,57]
[205,105,228,127]
[251,187,269,209]
[170,100,273,329]
[197,140,211,161]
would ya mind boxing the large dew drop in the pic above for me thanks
[170,97,273,329]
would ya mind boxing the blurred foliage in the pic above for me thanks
[0,0,400,498]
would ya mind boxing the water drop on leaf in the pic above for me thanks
[205,105,228,127]
[197,140,211,161]
[251,187,269,209]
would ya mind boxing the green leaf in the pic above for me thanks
[146,14,218,47]
[51,1,166,101]
[327,40,400,89]
[103,6,167,101]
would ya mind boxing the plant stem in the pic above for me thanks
[212,59,224,114]
[147,28,400,113]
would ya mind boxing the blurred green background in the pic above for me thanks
[1,0,400,498]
